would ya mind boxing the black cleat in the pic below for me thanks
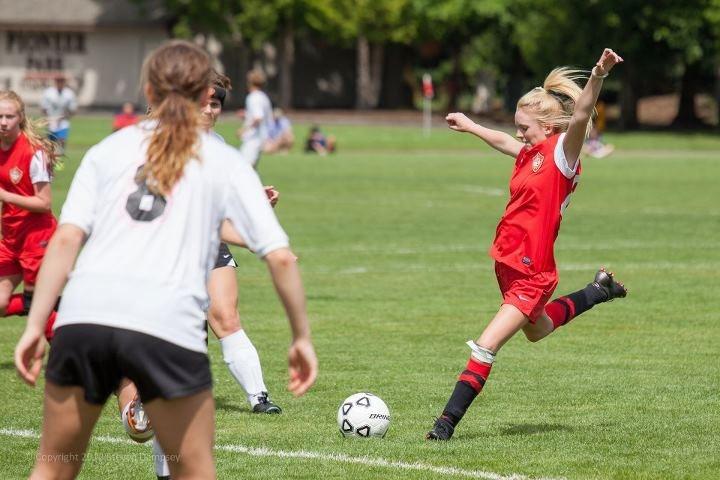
[592,268,627,301]
[426,416,455,441]
[252,392,282,414]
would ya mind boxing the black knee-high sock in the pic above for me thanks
[545,283,607,329]
[441,357,492,427]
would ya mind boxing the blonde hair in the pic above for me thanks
[141,40,212,196]
[0,90,60,174]
[517,67,594,137]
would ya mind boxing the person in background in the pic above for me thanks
[582,100,615,158]
[304,125,336,156]
[112,102,140,131]
[237,70,273,168]
[263,108,294,154]
[40,74,77,154]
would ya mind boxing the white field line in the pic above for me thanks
[0,428,563,480]
[316,260,719,276]
[296,240,720,256]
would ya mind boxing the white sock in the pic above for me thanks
[220,329,268,406]
[152,436,170,478]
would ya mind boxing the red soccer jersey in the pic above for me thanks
[489,133,580,275]
[0,132,57,249]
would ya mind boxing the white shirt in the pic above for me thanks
[40,87,77,131]
[56,121,289,352]
[242,90,273,143]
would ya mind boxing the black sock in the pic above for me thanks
[565,282,607,317]
[441,381,478,427]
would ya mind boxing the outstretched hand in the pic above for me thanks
[14,328,46,386]
[595,48,623,76]
[445,112,475,133]
[287,337,318,397]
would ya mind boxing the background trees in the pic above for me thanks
[144,0,720,127]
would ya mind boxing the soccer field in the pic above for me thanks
[1,116,719,479]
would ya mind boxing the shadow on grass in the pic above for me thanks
[215,396,251,413]
[500,423,573,436]
[0,360,15,371]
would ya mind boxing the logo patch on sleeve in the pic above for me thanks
[531,153,544,173]
[9,167,23,184]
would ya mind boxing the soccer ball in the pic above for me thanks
[337,392,391,438]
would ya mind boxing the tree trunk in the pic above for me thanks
[446,49,462,111]
[672,62,704,128]
[278,22,295,109]
[619,66,639,130]
[716,63,720,131]
[356,35,383,109]
[504,46,525,112]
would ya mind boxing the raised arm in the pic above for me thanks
[563,48,623,167]
[446,112,524,158]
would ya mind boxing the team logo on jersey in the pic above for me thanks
[531,153,544,173]
[9,167,23,184]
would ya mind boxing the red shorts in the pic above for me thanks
[0,227,56,286]
[494,261,558,323]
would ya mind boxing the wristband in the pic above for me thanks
[592,66,609,79]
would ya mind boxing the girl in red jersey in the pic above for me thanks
[0,91,59,338]
[426,49,628,440]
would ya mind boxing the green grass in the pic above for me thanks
[1,116,719,479]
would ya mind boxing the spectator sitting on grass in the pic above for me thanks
[263,108,294,154]
[304,125,336,156]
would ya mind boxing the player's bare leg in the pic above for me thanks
[208,266,280,413]
[143,389,216,480]
[30,382,103,480]
[428,304,528,440]
[116,378,153,443]
[429,269,628,440]
[0,274,22,316]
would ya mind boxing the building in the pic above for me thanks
[0,0,170,108]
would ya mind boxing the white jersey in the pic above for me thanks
[242,90,272,144]
[55,121,289,353]
[40,86,77,131]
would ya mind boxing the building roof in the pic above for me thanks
[0,0,170,30]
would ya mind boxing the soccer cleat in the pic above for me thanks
[122,395,154,443]
[592,267,627,301]
[252,392,282,414]
[425,416,455,441]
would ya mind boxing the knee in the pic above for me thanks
[208,305,240,335]
[523,330,544,343]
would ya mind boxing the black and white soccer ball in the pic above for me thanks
[337,392,390,438]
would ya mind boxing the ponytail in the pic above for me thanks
[517,67,594,137]
[140,40,212,196]
[143,92,201,195]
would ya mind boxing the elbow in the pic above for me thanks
[34,202,52,214]
[51,224,86,250]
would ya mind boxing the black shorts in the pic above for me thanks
[46,324,212,405]
[214,242,237,269]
